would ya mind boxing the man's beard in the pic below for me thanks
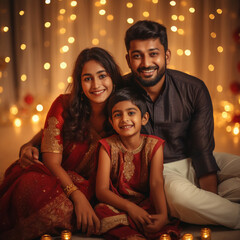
[133,65,166,87]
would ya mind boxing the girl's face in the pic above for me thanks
[110,100,149,138]
[81,60,113,105]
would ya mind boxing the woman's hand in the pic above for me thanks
[71,190,100,236]
[19,144,43,168]
[127,202,152,231]
[143,214,169,234]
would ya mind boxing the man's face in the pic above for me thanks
[126,38,170,87]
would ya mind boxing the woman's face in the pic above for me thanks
[81,60,113,105]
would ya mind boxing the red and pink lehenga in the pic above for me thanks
[0,94,101,240]
[94,134,181,240]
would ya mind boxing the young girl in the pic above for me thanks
[95,87,180,240]
[0,47,122,240]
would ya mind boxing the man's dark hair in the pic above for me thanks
[108,87,148,119]
[125,20,168,52]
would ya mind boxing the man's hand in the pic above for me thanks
[19,144,43,168]
[199,173,218,194]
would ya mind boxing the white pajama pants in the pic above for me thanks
[163,152,240,229]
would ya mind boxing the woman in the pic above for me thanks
[0,47,122,240]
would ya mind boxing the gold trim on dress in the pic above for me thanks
[41,117,63,153]
[100,214,129,234]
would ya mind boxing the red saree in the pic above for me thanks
[0,94,100,240]
[94,134,180,240]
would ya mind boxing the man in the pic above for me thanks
[123,20,240,229]
[19,20,240,229]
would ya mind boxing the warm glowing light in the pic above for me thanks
[209,14,215,20]
[20,44,27,50]
[216,9,223,14]
[182,233,193,240]
[59,8,66,14]
[126,2,133,8]
[107,14,114,21]
[100,0,106,4]
[58,82,65,90]
[60,45,69,53]
[221,111,228,119]
[45,0,51,4]
[152,0,158,3]
[99,9,106,15]
[32,114,40,123]
[0,86,3,93]
[21,74,27,81]
[5,57,10,63]
[95,1,101,7]
[92,38,99,45]
[44,22,51,28]
[68,37,75,43]
[178,29,184,35]
[70,1,77,7]
[185,49,191,56]
[189,7,195,13]
[171,26,177,32]
[233,126,239,135]
[60,62,67,69]
[208,64,214,71]
[226,126,232,133]
[224,104,233,112]
[171,15,178,20]
[127,18,134,24]
[170,1,176,6]
[67,76,73,83]
[210,32,216,38]
[179,15,185,21]
[14,118,22,127]
[59,28,66,34]
[217,46,223,53]
[177,49,184,56]
[3,26,9,32]
[10,105,18,115]
[70,14,77,21]
[217,85,223,92]
[143,11,150,17]
[44,62,51,70]
[36,104,43,112]
[99,29,107,36]
[19,10,24,16]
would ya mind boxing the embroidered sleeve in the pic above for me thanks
[41,95,68,153]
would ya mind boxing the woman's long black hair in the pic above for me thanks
[62,47,122,143]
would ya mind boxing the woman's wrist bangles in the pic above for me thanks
[63,183,79,198]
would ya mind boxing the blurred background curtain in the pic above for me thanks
[0,0,239,136]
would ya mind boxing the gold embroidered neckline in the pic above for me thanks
[116,135,146,154]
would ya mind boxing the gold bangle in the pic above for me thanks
[63,184,79,198]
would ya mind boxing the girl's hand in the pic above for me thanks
[127,203,152,231]
[71,190,100,236]
[143,214,169,234]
